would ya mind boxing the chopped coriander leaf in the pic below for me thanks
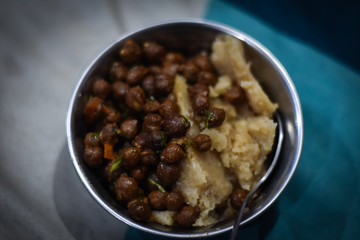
[181,115,191,129]
[149,96,156,103]
[160,132,167,147]
[148,178,166,193]
[92,132,100,138]
[205,111,215,128]
[112,126,121,134]
[110,154,123,173]
[185,138,193,149]
[83,94,93,102]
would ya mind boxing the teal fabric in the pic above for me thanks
[204,0,360,239]
[124,1,360,239]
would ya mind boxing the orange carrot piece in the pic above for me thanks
[104,143,115,160]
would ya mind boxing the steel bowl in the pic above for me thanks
[66,20,303,238]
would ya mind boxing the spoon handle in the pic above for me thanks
[229,111,284,240]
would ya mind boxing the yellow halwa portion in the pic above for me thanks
[211,34,278,117]
[162,35,278,227]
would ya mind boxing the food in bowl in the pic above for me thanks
[81,34,278,227]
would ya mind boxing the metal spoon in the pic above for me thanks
[229,111,284,240]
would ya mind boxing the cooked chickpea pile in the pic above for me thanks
[82,40,247,227]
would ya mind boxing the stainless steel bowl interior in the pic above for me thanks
[66,20,303,238]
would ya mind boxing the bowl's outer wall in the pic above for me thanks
[67,20,302,238]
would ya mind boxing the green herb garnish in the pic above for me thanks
[148,178,166,193]
[92,132,100,138]
[149,96,156,103]
[110,154,123,173]
[205,111,215,128]
[83,94,93,102]
[160,132,167,147]
[181,115,191,129]
[112,126,121,134]
[185,138,193,149]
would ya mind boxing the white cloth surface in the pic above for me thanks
[0,0,207,239]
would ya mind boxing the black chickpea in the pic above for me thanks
[99,123,119,145]
[127,200,152,222]
[84,147,103,168]
[176,206,201,227]
[187,83,209,99]
[230,189,247,210]
[181,62,200,82]
[148,190,166,210]
[140,149,158,166]
[191,91,210,115]
[115,174,138,200]
[83,96,104,124]
[132,132,150,150]
[165,189,185,211]
[149,65,163,75]
[141,75,156,97]
[192,134,212,152]
[120,119,138,140]
[109,61,128,81]
[112,81,129,101]
[122,147,140,170]
[126,65,148,85]
[223,85,244,103]
[193,52,213,72]
[143,99,160,113]
[154,74,174,96]
[158,99,178,119]
[162,63,180,78]
[125,86,146,111]
[149,130,167,151]
[120,40,142,65]
[160,143,185,164]
[156,161,181,186]
[163,52,185,64]
[93,78,111,99]
[143,41,165,62]
[85,132,102,148]
[142,114,163,133]
[130,165,148,183]
[198,71,217,86]
[207,107,226,128]
[162,114,189,139]
[104,108,121,124]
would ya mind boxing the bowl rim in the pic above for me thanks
[66,19,303,238]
